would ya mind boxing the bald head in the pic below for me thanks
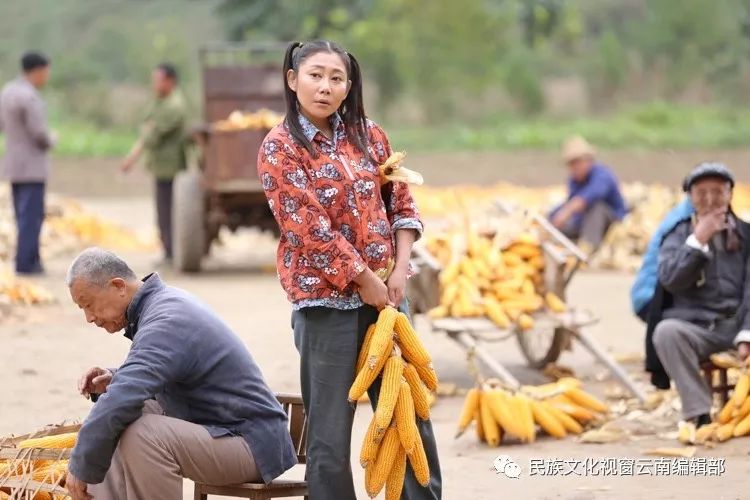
[66,248,140,334]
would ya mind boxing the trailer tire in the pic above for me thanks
[515,324,571,369]
[172,170,206,272]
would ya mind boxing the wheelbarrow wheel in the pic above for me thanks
[172,169,206,272]
[515,321,571,369]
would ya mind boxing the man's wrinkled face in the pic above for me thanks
[689,177,732,216]
[69,278,130,333]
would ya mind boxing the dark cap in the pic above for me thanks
[683,162,735,192]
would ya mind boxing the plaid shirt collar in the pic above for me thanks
[298,111,344,146]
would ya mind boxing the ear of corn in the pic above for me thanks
[733,413,750,437]
[479,392,502,447]
[695,422,719,444]
[715,417,741,442]
[484,297,511,329]
[408,432,430,487]
[545,404,583,434]
[360,417,384,468]
[19,433,77,450]
[375,356,405,431]
[395,381,418,454]
[545,292,567,313]
[404,363,431,420]
[475,406,486,442]
[455,388,480,439]
[367,306,398,369]
[385,445,407,500]
[732,374,750,408]
[394,313,431,367]
[486,390,524,440]
[356,325,377,374]
[530,401,566,438]
[349,339,394,402]
[517,314,535,331]
[718,398,736,424]
[414,362,439,391]
[515,394,537,442]
[366,426,401,498]
[563,388,608,413]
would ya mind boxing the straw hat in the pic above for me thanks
[561,135,596,163]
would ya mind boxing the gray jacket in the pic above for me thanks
[0,77,53,182]
[658,218,750,332]
[69,274,297,485]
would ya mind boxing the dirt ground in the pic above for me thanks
[3,152,750,499]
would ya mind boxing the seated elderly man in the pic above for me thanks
[645,163,750,427]
[64,248,296,500]
[550,135,628,254]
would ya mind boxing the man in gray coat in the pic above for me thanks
[63,248,297,500]
[652,163,750,427]
[0,52,54,274]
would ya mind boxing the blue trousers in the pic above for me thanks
[11,182,45,273]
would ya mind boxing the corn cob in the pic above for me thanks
[484,296,511,329]
[520,279,535,296]
[32,460,69,483]
[530,401,566,438]
[375,355,405,431]
[718,398,735,424]
[367,307,398,368]
[733,394,750,420]
[366,426,401,498]
[563,388,608,413]
[455,388,480,438]
[515,394,537,442]
[438,262,460,286]
[394,313,431,367]
[547,395,596,422]
[414,362,438,391]
[385,445,407,500]
[733,373,750,408]
[733,413,750,437]
[545,292,566,313]
[517,314,535,331]
[695,422,719,444]
[404,363,431,420]
[19,433,77,449]
[480,392,501,447]
[349,338,394,402]
[427,305,448,319]
[544,404,583,434]
[486,390,525,440]
[360,417,384,468]
[408,432,430,487]
[508,242,541,259]
[440,283,460,307]
[356,325,377,374]
[475,406,486,442]
[715,416,741,442]
[395,381,418,454]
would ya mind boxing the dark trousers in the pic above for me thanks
[155,179,173,259]
[292,304,442,500]
[11,182,45,274]
[562,201,616,250]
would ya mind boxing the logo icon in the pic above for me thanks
[493,455,522,479]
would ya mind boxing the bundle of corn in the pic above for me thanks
[425,230,567,331]
[213,108,284,132]
[678,355,750,445]
[455,378,609,446]
[0,270,54,306]
[0,428,77,500]
[349,307,436,498]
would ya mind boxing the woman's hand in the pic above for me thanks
[355,268,391,310]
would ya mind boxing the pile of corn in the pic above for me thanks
[349,307,437,499]
[0,270,54,306]
[678,355,750,445]
[412,182,750,272]
[425,230,567,331]
[0,431,76,500]
[212,108,284,132]
[456,378,608,446]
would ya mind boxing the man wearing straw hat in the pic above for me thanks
[550,135,627,255]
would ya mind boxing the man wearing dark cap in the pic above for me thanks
[645,162,750,427]
[0,52,55,274]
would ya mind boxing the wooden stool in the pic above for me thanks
[700,361,734,406]
[193,393,308,499]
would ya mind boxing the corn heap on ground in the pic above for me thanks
[0,269,54,306]
[212,108,284,132]
[412,182,750,272]
[425,229,567,331]
[455,378,609,446]
[350,307,436,498]
[0,431,77,500]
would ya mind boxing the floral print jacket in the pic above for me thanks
[257,113,423,309]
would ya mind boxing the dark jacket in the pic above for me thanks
[645,214,750,388]
[69,274,297,484]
